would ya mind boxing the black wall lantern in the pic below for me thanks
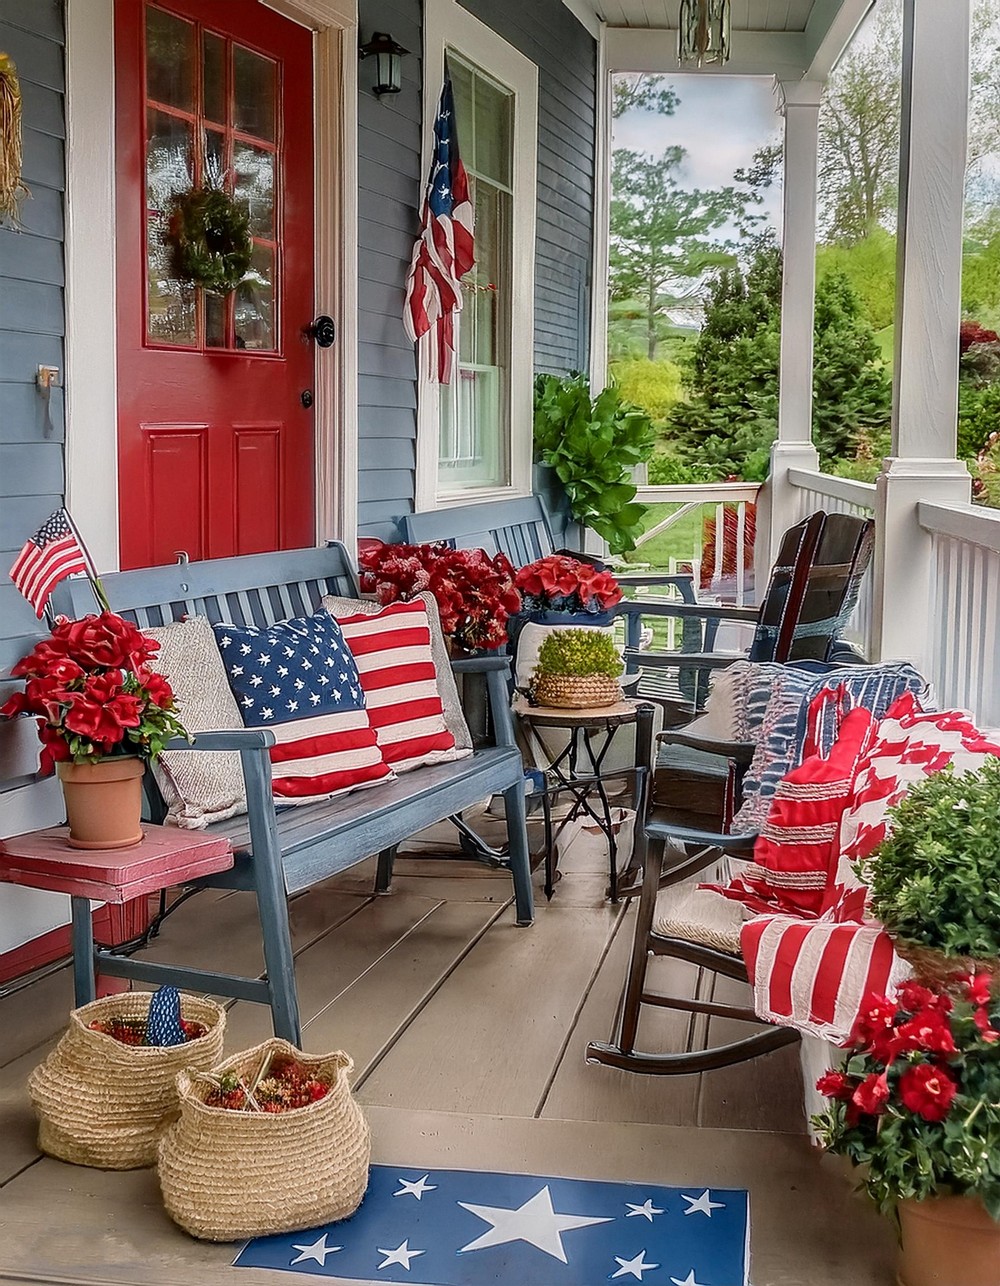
[359,31,407,97]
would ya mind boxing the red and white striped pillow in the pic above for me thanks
[334,599,471,773]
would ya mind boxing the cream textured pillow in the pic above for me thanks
[321,591,473,754]
[144,617,247,829]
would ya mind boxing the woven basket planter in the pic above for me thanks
[533,673,621,709]
[892,938,999,992]
[157,1038,371,1241]
[28,992,226,1170]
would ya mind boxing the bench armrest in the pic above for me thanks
[646,819,757,854]
[657,729,756,762]
[164,729,276,751]
[618,600,759,624]
[449,655,511,674]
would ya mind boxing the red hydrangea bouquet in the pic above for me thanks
[1,611,187,772]
[814,973,1000,1218]
[514,554,623,615]
[358,541,522,650]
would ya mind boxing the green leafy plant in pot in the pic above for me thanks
[858,759,1000,986]
[533,372,656,555]
[531,629,623,710]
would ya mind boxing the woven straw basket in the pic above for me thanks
[533,674,621,709]
[157,1038,371,1241]
[28,992,225,1170]
[892,938,999,992]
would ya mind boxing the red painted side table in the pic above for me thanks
[0,825,234,1005]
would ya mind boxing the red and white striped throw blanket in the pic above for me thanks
[735,695,1000,1044]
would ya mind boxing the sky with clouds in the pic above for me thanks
[612,74,785,238]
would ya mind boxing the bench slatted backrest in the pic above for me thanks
[401,496,554,567]
[50,544,361,630]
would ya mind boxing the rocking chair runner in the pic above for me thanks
[586,816,800,1075]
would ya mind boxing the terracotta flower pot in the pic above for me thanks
[897,1196,1000,1286]
[56,757,145,850]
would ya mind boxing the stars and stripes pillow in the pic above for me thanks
[212,613,393,803]
[333,599,469,773]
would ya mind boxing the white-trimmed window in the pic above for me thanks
[416,0,537,510]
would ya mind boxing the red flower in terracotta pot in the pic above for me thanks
[0,612,188,771]
[514,555,623,614]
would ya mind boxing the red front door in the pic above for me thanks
[115,0,316,569]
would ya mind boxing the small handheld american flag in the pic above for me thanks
[8,508,90,618]
[403,74,475,383]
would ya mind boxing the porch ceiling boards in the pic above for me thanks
[594,0,814,31]
[570,0,874,81]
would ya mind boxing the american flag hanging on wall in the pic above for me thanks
[403,74,475,383]
[8,508,90,618]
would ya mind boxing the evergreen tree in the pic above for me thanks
[667,244,891,478]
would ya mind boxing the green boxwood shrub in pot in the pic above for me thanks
[859,758,1000,986]
[530,629,623,710]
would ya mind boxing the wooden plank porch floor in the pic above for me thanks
[0,815,895,1285]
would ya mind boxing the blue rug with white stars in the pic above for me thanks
[233,1164,750,1285]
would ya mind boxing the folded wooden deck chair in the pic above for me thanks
[619,511,875,727]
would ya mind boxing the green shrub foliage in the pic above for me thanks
[535,629,623,679]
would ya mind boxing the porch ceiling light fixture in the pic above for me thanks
[359,31,408,97]
[678,0,731,68]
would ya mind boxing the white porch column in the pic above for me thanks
[873,0,972,669]
[764,80,823,567]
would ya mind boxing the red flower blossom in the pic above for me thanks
[894,1009,958,1057]
[967,973,995,1008]
[816,1070,855,1101]
[898,1063,958,1122]
[973,1006,1000,1044]
[898,981,951,1015]
[849,995,897,1049]
[852,1071,890,1116]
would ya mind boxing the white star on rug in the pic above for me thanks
[376,1239,425,1271]
[289,1233,342,1266]
[681,1190,726,1217]
[394,1173,437,1200]
[625,1199,665,1221]
[670,1271,711,1286]
[458,1184,614,1263]
[611,1248,660,1279]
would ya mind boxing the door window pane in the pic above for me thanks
[235,243,275,351]
[233,141,275,239]
[146,108,196,345]
[234,46,276,141]
[474,78,512,188]
[202,31,226,124]
[146,7,195,110]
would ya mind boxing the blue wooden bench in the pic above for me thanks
[51,544,533,1045]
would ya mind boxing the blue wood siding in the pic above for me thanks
[0,0,65,677]
[355,0,596,541]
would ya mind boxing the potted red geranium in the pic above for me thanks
[359,541,521,650]
[814,973,1000,1286]
[514,554,623,622]
[1,612,187,849]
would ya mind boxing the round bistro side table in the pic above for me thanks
[513,695,654,902]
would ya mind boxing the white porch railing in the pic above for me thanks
[629,482,761,652]
[787,467,877,659]
[918,501,1000,727]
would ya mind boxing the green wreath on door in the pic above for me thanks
[168,187,253,295]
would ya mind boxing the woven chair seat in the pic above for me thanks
[654,883,745,956]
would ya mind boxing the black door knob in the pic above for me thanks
[306,315,336,348]
[300,389,314,408]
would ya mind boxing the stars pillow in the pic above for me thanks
[212,612,393,803]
